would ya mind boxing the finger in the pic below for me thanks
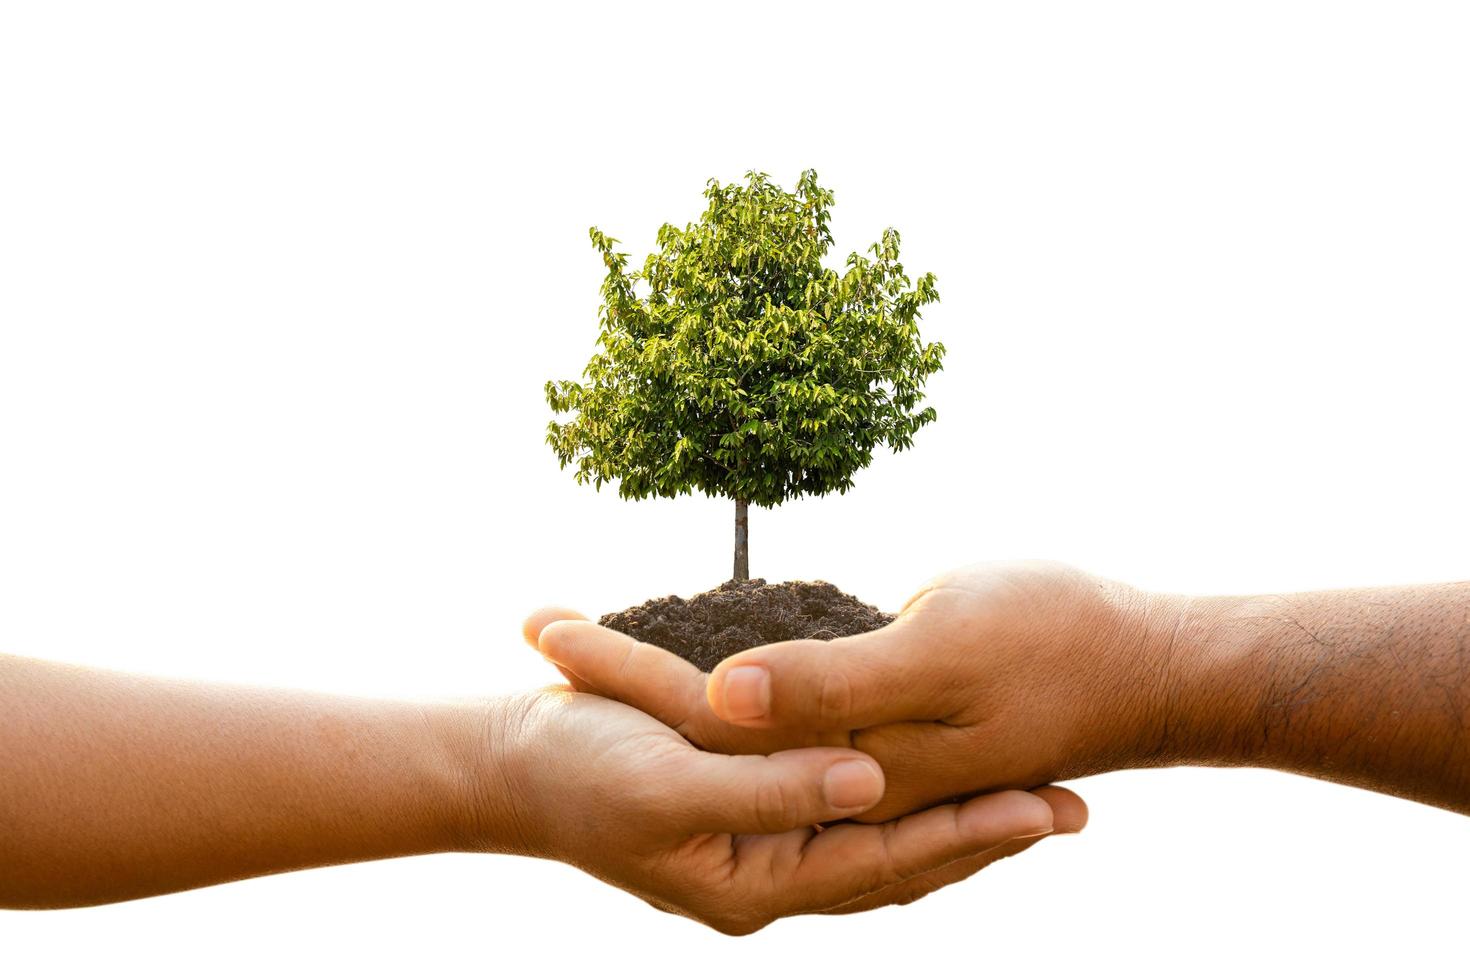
[537,620,789,753]
[521,607,588,648]
[706,607,967,730]
[849,721,982,822]
[1032,785,1088,834]
[520,609,594,689]
[846,731,1095,826]
[768,789,1056,916]
[549,660,601,693]
[829,787,1093,916]
[537,620,706,728]
[671,746,889,835]
[822,786,1088,914]
[822,834,1049,914]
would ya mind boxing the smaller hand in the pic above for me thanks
[480,687,1064,934]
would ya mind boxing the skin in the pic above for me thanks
[530,560,1470,823]
[0,651,1079,933]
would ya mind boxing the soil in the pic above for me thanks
[599,578,894,672]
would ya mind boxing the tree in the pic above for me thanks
[545,170,944,582]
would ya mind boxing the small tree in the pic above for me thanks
[546,170,944,581]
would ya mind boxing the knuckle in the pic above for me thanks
[708,913,764,937]
[753,777,798,833]
[614,637,641,679]
[892,881,936,907]
[696,898,767,936]
[816,667,854,727]
[872,823,906,888]
[641,896,681,918]
[624,780,665,821]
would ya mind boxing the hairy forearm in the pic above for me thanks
[1157,583,1470,812]
[0,654,499,908]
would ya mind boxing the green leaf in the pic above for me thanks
[544,171,944,508]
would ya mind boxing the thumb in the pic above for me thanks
[676,747,888,835]
[706,616,962,730]
[520,608,594,691]
[521,607,589,649]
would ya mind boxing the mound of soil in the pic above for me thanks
[599,578,893,672]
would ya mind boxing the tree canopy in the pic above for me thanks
[545,169,944,511]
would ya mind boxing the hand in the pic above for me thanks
[474,686,1070,934]
[525,561,1150,823]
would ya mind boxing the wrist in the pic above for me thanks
[1063,582,1261,775]
[1139,592,1270,769]
[429,694,543,857]
[1066,581,1187,774]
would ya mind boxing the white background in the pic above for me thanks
[2,1,1467,975]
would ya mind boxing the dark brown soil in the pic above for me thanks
[599,578,894,672]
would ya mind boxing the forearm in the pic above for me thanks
[1156,583,1470,812]
[0,653,503,908]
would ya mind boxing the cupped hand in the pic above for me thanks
[480,684,1065,934]
[523,562,1151,824]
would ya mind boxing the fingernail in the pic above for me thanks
[823,759,883,810]
[1012,826,1055,840]
[721,666,770,721]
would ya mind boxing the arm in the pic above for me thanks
[0,652,471,907]
[0,651,1070,931]
[1164,581,1470,811]
[531,563,1470,820]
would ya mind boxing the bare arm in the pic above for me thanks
[0,653,480,907]
[1168,581,1470,812]
[0,651,1072,930]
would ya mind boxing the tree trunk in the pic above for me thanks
[733,498,749,581]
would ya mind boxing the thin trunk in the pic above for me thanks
[733,498,749,581]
